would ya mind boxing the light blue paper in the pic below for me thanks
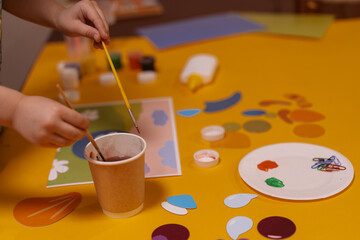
[226,216,253,240]
[224,193,258,208]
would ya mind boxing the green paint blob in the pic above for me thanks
[243,120,271,133]
[223,122,241,132]
[265,112,277,118]
[265,177,285,188]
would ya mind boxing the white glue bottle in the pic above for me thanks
[180,54,218,91]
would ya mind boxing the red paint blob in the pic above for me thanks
[257,160,279,172]
[259,100,291,106]
[278,109,292,124]
[257,216,296,239]
[152,224,190,240]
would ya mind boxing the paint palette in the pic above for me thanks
[238,143,354,200]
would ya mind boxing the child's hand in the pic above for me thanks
[12,96,90,148]
[55,0,110,49]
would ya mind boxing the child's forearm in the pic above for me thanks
[2,0,64,29]
[0,86,24,128]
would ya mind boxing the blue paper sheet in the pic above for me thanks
[137,13,264,49]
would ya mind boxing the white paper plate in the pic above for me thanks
[238,143,354,200]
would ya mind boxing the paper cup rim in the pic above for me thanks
[85,132,146,165]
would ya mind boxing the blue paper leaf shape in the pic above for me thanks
[167,195,197,209]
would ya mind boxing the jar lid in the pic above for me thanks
[137,71,157,84]
[201,125,225,142]
[99,72,116,85]
[194,149,219,168]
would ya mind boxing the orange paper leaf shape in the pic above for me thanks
[13,192,81,227]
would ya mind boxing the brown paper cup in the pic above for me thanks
[84,133,146,218]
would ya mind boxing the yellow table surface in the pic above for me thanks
[1,18,360,239]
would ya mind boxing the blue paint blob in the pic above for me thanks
[226,216,253,240]
[72,130,124,159]
[159,140,177,169]
[145,162,150,175]
[167,195,197,209]
[152,110,168,126]
[224,193,258,208]
[177,109,201,117]
[242,109,266,116]
[204,92,242,113]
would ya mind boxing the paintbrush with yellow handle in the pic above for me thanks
[101,41,140,134]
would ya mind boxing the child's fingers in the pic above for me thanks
[80,1,109,42]
[54,121,87,142]
[90,0,109,39]
[48,133,74,147]
[61,108,90,131]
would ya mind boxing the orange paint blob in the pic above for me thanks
[290,109,325,122]
[293,124,325,138]
[13,192,81,227]
[297,100,312,108]
[257,160,279,172]
[210,131,251,148]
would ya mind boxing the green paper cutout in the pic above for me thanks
[239,12,334,38]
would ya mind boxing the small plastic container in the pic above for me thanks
[140,55,156,71]
[127,50,143,70]
[60,67,80,90]
[99,72,116,86]
[201,125,225,142]
[58,89,80,103]
[137,71,157,83]
[180,54,218,91]
[194,149,220,168]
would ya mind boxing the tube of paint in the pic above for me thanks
[180,54,218,91]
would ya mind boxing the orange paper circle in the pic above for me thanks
[293,124,325,138]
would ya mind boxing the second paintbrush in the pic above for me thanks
[102,41,140,134]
